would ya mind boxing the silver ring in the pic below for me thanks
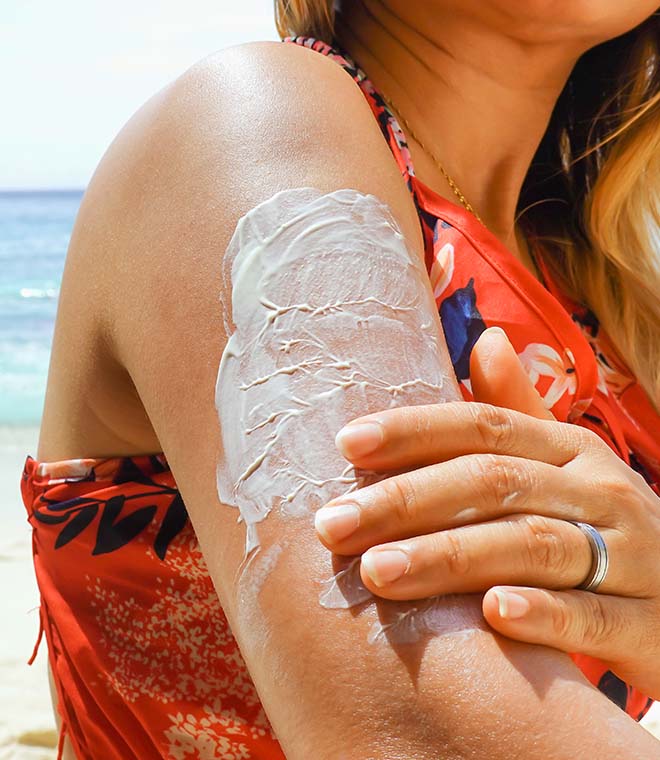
[569,521,609,592]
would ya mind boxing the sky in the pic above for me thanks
[1,1,279,189]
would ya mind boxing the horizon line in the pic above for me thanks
[0,187,86,193]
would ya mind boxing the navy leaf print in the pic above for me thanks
[55,504,99,549]
[114,457,160,486]
[597,670,630,711]
[92,498,157,556]
[99,494,124,525]
[154,493,188,560]
[148,454,170,475]
[637,698,654,722]
[44,496,100,512]
[439,277,487,380]
[33,511,73,525]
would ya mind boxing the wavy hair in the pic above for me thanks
[274,1,660,409]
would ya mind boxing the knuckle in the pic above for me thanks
[434,530,472,577]
[593,474,643,527]
[548,591,619,650]
[473,454,527,505]
[473,403,516,452]
[617,527,657,597]
[574,425,606,455]
[580,593,615,647]
[549,595,575,641]
[520,515,571,575]
[634,571,656,600]
[381,474,418,525]
[413,405,440,440]
[603,476,641,512]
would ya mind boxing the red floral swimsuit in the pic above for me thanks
[21,34,659,759]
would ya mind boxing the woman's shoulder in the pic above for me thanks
[87,38,423,323]
[100,38,398,190]
[81,37,422,275]
[40,38,424,458]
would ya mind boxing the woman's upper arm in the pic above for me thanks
[84,41,658,759]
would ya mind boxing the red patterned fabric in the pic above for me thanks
[22,455,283,759]
[21,34,658,759]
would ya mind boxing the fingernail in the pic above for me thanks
[487,326,511,344]
[335,422,383,458]
[494,590,530,619]
[315,504,360,543]
[361,548,410,586]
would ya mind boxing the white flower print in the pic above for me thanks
[429,242,455,300]
[84,525,276,758]
[518,342,577,410]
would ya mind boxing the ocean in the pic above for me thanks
[0,190,84,426]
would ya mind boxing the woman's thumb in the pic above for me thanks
[470,327,553,421]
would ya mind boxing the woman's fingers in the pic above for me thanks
[481,586,659,699]
[355,515,638,600]
[470,326,554,421]
[334,325,565,471]
[334,401,601,472]
[315,454,609,555]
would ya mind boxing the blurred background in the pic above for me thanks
[1,2,659,758]
[1,3,277,757]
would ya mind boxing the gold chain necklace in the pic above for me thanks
[377,89,485,226]
[376,88,540,277]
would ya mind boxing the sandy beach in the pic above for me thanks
[1,426,58,759]
[1,424,658,758]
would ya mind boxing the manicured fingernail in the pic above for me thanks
[315,504,360,543]
[335,422,383,458]
[494,590,530,619]
[361,548,410,586]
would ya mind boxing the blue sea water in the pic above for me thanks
[0,190,84,426]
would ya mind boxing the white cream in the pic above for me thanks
[318,556,372,609]
[366,595,488,645]
[215,187,464,639]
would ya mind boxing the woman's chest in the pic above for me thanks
[425,213,660,487]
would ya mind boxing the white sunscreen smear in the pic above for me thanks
[215,187,470,639]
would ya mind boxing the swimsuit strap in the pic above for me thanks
[281,35,443,261]
[282,36,418,185]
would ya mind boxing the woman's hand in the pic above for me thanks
[314,327,660,699]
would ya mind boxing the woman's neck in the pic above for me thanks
[333,0,585,259]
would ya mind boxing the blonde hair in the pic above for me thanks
[274,2,660,408]
[275,0,334,41]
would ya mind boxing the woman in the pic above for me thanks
[21,1,660,758]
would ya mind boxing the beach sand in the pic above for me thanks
[1,425,658,758]
[1,426,58,760]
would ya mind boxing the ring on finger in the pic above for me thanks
[569,521,609,593]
